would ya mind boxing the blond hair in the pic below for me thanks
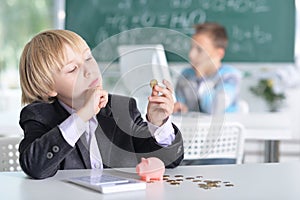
[19,29,88,105]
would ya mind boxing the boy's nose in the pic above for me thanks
[189,49,196,61]
[84,65,92,78]
[85,71,91,78]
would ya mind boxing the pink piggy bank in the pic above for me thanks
[136,157,165,182]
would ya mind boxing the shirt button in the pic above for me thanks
[94,163,100,169]
[47,152,53,159]
[52,146,60,153]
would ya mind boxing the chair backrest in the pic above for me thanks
[0,137,22,171]
[173,118,245,164]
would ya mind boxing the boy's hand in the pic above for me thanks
[77,87,108,122]
[147,79,174,126]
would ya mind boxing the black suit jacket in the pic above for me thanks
[19,94,184,179]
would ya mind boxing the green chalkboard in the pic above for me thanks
[65,0,295,63]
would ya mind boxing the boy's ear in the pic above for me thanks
[217,48,225,59]
[48,91,58,97]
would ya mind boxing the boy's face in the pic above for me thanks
[52,44,102,109]
[189,33,224,76]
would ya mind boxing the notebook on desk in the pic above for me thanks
[68,174,146,194]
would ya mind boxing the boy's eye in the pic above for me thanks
[191,44,202,53]
[85,56,93,62]
[196,46,203,52]
[68,66,78,73]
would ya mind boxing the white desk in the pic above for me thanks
[224,112,292,141]
[172,112,292,163]
[226,113,292,163]
[1,163,300,200]
[172,112,292,140]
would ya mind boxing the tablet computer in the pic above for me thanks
[68,174,146,194]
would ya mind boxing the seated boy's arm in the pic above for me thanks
[200,74,240,114]
[216,73,241,110]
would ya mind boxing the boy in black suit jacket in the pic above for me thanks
[18,30,183,179]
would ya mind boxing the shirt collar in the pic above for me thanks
[58,100,76,114]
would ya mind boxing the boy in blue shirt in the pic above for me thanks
[174,22,242,114]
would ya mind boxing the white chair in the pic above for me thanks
[173,117,245,165]
[0,136,22,171]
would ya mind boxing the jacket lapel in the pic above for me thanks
[53,100,92,169]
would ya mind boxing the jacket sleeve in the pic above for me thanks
[19,106,74,179]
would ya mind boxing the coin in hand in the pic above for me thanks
[150,79,158,89]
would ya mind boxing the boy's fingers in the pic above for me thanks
[96,89,108,108]
[149,95,172,104]
[163,79,174,93]
[153,85,173,100]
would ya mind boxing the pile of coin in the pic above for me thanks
[198,180,222,189]
[162,174,234,190]
[163,174,181,186]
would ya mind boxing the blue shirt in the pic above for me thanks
[175,64,242,114]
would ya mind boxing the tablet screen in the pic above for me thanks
[68,174,146,193]
[71,174,129,185]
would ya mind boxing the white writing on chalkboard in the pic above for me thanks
[232,25,272,44]
[170,9,206,31]
[116,0,270,13]
[229,25,272,54]
[198,0,269,13]
[105,10,206,32]
[67,0,295,62]
[170,0,193,8]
